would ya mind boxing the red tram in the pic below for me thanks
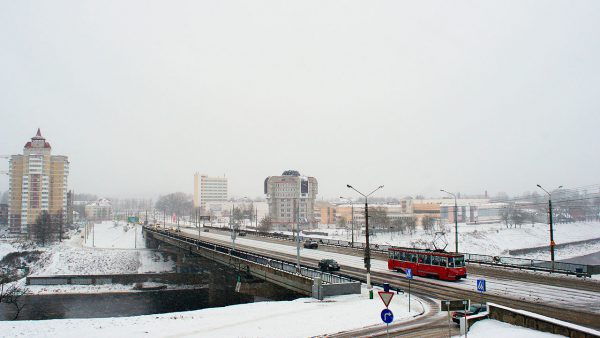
[388,247,467,281]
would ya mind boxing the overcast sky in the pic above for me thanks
[1,1,599,200]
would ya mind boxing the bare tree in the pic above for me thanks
[258,216,273,232]
[0,275,30,320]
[405,217,417,235]
[391,218,406,235]
[33,211,55,246]
[422,216,436,233]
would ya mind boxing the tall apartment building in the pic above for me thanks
[193,173,228,210]
[8,129,69,235]
[264,170,318,230]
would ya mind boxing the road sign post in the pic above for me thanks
[441,299,470,338]
[378,291,394,308]
[406,268,413,312]
[380,308,394,337]
[477,278,486,314]
[379,288,395,338]
[476,279,486,293]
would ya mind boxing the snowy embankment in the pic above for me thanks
[0,285,422,338]
[1,221,175,294]
[456,319,565,338]
[304,221,600,260]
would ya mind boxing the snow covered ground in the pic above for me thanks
[2,221,598,337]
[296,220,600,260]
[456,319,565,338]
[1,221,175,294]
[0,285,422,338]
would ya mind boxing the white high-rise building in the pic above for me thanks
[193,173,228,210]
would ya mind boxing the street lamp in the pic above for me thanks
[536,184,563,265]
[346,184,384,290]
[440,189,459,253]
[339,196,355,247]
[230,202,237,252]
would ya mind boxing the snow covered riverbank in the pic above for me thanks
[0,285,423,338]
[296,220,600,260]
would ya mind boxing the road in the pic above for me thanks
[154,226,600,334]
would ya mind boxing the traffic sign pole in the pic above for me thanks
[406,268,413,312]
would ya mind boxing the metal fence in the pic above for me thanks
[464,253,590,276]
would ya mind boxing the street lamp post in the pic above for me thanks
[230,203,237,252]
[339,197,355,247]
[295,198,301,272]
[346,184,384,290]
[536,184,563,265]
[440,189,458,253]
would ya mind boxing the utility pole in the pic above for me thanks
[440,190,459,253]
[346,184,384,292]
[340,197,355,247]
[537,184,562,266]
[295,198,301,273]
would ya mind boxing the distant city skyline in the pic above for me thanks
[1,2,599,200]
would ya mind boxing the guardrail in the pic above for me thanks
[463,253,591,277]
[144,226,357,286]
[160,224,595,277]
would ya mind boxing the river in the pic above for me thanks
[0,254,301,320]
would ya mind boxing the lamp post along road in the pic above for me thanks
[346,184,384,290]
[440,189,458,253]
[537,184,563,265]
[295,198,301,272]
[339,197,355,247]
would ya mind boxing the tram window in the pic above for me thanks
[455,256,465,267]
[431,256,440,266]
[399,252,406,261]
[423,255,431,265]
[440,257,447,267]
[409,253,417,263]
[448,257,455,268]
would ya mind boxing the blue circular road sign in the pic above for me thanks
[381,308,394,324]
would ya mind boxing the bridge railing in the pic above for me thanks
[144,226,359,285]
[463,253,590,276]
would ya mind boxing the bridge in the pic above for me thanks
[143,226,361,299]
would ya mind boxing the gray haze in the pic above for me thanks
[1,1,599,199]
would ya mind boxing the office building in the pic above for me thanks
[264,170,318,230]
[193,173,228,210]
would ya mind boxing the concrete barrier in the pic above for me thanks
[26,273,207,286]
[487,302,600,337]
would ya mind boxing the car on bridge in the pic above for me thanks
[451,304,487,324]
[303,240,318,249]
[318,259,340,272]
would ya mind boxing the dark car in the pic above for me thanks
[318,259,340,272]
[303,240,318,249]
[451,304,487,324]
[203,228,210,232]
[238,231,247,236]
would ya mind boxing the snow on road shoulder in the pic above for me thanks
[455,319,567,338]
[0,285,424,338]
